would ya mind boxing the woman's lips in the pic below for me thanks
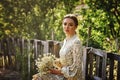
[65,30,69,32]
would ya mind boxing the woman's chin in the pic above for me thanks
[65,32,70,35]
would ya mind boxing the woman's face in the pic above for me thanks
[62,18,77,36]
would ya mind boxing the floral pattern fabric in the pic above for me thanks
[38,35,85,80]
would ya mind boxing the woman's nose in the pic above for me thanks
[65,24,69,29]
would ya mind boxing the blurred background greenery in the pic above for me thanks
[0,0,120,53]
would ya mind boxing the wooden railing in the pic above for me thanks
[84,47,120,80]
[84,47,107,80]
[0,38,120,80]
[107,53,120,80]
[0,38,61,80]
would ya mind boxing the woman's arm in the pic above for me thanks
[61,41,83,78]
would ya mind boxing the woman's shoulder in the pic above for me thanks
[73,36,81,44]
[72,36,83,49]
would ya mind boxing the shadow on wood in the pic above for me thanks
[85,47,107,80]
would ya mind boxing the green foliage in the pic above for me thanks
[74,0,120,52]
[0,0,119,51]
[1,1,120,80]
[0,0,79,40]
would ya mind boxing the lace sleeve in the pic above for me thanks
[61,40,83,78]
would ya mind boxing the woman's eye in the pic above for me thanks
[63,23,73,26]
[63,23,67,26]
[69,24,73,26]
[63,22,75,28]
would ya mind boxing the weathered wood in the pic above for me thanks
[85,47,107,80]
[0,69,21,80]
[53,41,61,58]
[117,62,120,80]
[107,53,120,80]
[0,38,62,80]
[0,38,120,80]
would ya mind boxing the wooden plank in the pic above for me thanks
[107,54,114,80]
[107,53,120,80]
[102,51,107,80]
[83,47,87,80]
[107,53,120,61]
[48,40,54,54]
[95,56,100,76]
[53,41,61,58]
[89,53,94,76]
[85,47,107,80]
[117,62,120,80]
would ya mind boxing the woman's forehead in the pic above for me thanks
[63,18,75,23]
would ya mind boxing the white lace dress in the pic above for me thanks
[37,35,85,80]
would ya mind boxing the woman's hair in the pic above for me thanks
[63,14,78,27]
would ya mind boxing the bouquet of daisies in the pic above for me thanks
[35,53,57,76]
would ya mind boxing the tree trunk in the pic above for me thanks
[87,26,92,47]
[115,38,119,52]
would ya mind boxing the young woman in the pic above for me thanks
[33,14,84,80]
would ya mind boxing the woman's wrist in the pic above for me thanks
[49,68,63,75]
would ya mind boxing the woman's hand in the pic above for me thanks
[53,59,63,70]
[49,68,63,75]
[32,74,39,80]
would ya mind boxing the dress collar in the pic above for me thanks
[65,34,77,42]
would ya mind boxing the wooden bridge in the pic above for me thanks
[0,37,120,80]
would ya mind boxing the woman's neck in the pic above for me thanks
[66,33,76,40]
